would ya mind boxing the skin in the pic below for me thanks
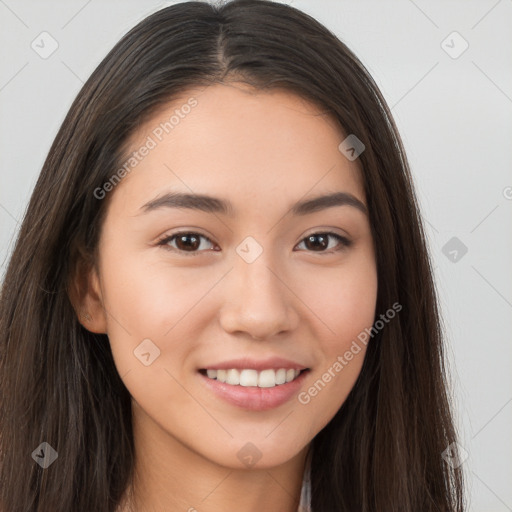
[77,82,378,512]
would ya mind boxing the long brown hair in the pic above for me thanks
[0,1,465,510]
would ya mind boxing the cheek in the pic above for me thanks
[294,255,377,425]
[296,253,378,342]
[98,255,204,412]
[98,248,222,385]
[100,249,204,332]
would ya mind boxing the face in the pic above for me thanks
[82,82,377,470]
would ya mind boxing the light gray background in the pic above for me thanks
[1,1,511,510]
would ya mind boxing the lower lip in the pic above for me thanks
[198,370,310,411]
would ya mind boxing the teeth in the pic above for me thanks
[226,369,240,385]
[240,369,258,386]
[275,368,286,385]
[286,369,296,383]
[204,368,303,388]
[258,369,275,387]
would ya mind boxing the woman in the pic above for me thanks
[0,1,466,510]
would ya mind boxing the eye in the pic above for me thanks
[156,230,352,256]
[295,232,352,253]
[157,231,216,255]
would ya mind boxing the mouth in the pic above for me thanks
[198,367,311,411]
[198,367,310,388]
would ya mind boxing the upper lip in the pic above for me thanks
[200,356,310,372]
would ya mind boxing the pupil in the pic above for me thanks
[178,234,199,251]
[306,234,327,251]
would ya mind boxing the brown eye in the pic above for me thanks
[158,232,215,255]
[157,230,351,256]
[296,232,351,253]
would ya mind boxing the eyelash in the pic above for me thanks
[156,231,352,256]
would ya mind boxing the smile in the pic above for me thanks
[199,368,306,388]
[198,368,311,411]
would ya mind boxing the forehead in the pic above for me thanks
[110,83,366,215]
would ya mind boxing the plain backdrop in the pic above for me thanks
[0,1,511,510]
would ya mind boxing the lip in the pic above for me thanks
[199,356,309,372]
[198,368,310,411]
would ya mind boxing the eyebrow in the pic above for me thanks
[139,191,368,217]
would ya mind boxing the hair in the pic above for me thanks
[0,1,465,510]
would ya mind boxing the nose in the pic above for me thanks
[218,251,299,341]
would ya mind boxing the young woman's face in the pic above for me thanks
[87,83,377,469]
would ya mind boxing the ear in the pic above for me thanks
[68,254,108,334]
